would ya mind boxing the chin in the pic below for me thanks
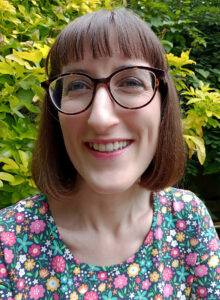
[86,177,140,196]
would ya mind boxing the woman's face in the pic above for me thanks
[59,49,161,195]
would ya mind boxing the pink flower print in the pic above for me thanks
[176,220,186,231]
[52,256,65,272]
[30,220,46,234]
[15,213,24,223]
[171,248,179,258]
[186,253,197,266]
[84,291,98,300]
[209,238,219,251]
[97,271,107,281]
[74,257,82,264]
[0,264,8,277]
[162,268,173,282]
[4,248,14,263]
[204,216,208,223]
[196,286,207,297]
[29,244,41,257]
[163,283,173,298]
[17,279,25,291]
[173,201,184,212]
[136,277,141,284]
[155,228,163,240]
[157,213,163,226]
[144,231,153,244]
[142,279,151,290]
[187,275,194,286]
[114,274,128,289]
[160,197,167,204]
[217,267,220,274]
[29,284,45,299]
[1,232,16,246]
[126,254,135,263]
[54,294,59,300]
[195,265,208,278]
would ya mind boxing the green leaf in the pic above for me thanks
[18,150,29,169]
[21,99,39,113]
[118,291,124,298]
[10,175,25,186]
[0,157,19,170]
[9,96,19,108]
[0,120,8,138]
[161,40,173,52]
[15,50,43,64]
[35,44,50,59]
[6,52,32,70]
[16,89,33,102]
[150,16,163,27]
[0,0,16,14]
[0,172,15,183]
[0,104,11,113]
[195,68,210,79]
[0,61,14,75]
[184,134,206,164]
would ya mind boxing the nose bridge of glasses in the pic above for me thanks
[93,76,112,99]
[93,76,110,88]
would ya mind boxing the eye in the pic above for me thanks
[119,77,144,88]
[65,80,92,92]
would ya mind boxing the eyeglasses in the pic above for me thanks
[41,66,166,115]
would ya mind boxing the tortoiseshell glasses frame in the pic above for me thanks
[41,66,167,115]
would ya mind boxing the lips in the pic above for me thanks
[86,140,131,153]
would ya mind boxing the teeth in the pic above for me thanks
[106,143,114,152]
[88,141,130,152]
[113,141,119,150]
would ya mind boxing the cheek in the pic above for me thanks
[58,117,84,172]
[132,96,161,141]
[58,115,83,153]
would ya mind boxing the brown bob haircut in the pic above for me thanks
[32,8,185,198]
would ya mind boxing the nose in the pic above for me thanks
[87,85,120,133]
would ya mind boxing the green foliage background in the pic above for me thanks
[0,0,220,210]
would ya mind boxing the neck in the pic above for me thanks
[48,177,152,235]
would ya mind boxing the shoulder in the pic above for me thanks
[0,194,47,219]
[154,187,215,234]
[170,187,210,218]
[0,194,48,244]
[154,187,219,256]
[156,186,207,213]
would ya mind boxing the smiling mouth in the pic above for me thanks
[87,141,131,152]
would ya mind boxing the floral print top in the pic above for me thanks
[0,187,219,300]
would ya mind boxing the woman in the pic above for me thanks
[0,9,219,300]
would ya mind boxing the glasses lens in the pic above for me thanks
[110,68,156,108]
[49,74,94,114]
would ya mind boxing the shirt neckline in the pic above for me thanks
[43,191,159,270]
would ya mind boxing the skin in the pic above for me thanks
[49,48,161,266]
